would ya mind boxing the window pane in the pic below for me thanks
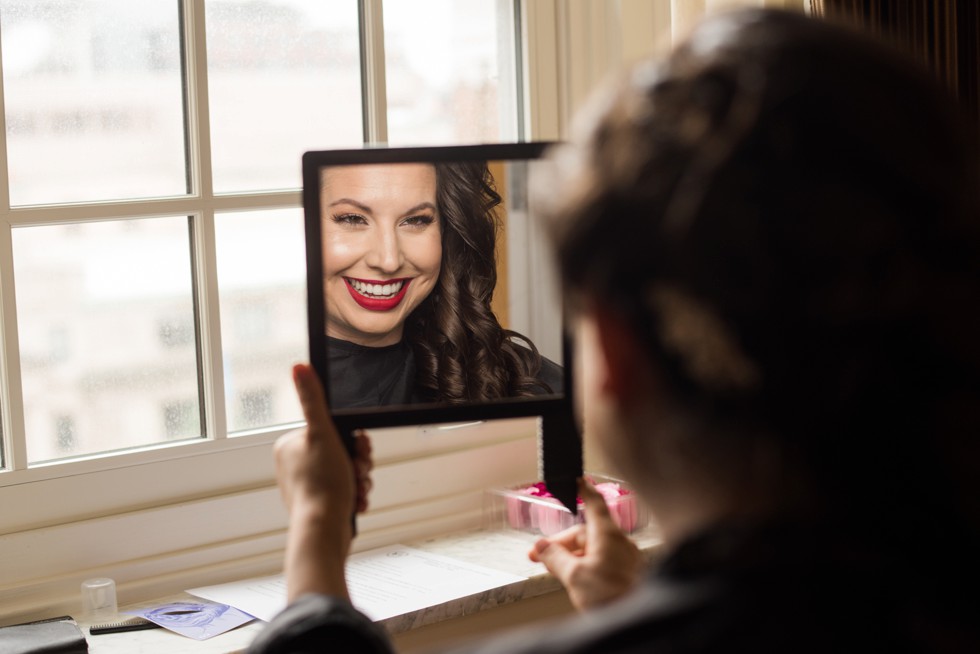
[383,0,519,144]
[13,218,202,463]
[206,0,363,194]
[0,1,186,205]
[215,209,306,433]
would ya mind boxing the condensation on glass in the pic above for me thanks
[383,0,520,144]
[214,209,306,433]
[205,0,363,194]
[13,217,203,463]
[0,1,186,205]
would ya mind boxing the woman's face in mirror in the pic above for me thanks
[321,163,442,347]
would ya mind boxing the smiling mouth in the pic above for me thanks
[347,278,406,299]
[343,277,412,311]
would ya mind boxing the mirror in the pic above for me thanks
[303,144,568,430]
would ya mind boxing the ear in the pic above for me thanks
[591,303,651,406]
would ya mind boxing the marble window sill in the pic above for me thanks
[78,525,663,654]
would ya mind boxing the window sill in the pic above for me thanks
[77,524,664,653]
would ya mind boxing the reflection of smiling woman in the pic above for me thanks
[322,162,559,408]
[322,163,441,348]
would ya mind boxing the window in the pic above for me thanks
[0,0,534,622]
[381,0,521,144]
[13,217,202,462]
[0,0,521,473]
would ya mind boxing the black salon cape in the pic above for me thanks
[326,337,564,409]
[327,337,419,408]
[246,521,979,654]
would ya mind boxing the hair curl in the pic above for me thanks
[405,161,552,403]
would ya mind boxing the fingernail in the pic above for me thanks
[533,539,549,554]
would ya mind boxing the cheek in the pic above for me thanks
[322,234,362,276]
[407,233,442,278]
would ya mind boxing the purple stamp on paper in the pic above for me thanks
[126,600,254,640]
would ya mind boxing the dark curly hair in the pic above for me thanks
[404,161,552,404]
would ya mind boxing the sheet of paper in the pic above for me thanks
[124,600,254,640]
[188,544,526,622]
[188,575,286,623]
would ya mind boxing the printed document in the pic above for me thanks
[188,544,526,622]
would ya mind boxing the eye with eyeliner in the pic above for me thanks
[401,214,436,228]
[331,212,368,227]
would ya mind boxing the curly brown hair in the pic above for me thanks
[405,161,553,404]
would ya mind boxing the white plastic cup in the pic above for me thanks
[80,577,117,621]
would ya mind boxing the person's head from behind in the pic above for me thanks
[538,9,980,560]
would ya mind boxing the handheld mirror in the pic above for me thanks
[303,143,581,511]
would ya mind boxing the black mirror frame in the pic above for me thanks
[303,142,581,511]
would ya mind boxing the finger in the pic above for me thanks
[538,524,587,555]
[578,479,616,539]
[354,463,373,514]
[351,431,373,514]
[355,491,370,514]
[530,538,580,584]
[292,364,331,433]
[354,431,374,472]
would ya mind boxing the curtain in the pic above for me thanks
[811,0,979,127]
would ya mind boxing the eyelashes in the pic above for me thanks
[401,214,435,228]
[330,213,436,229]
[332,213,368,227]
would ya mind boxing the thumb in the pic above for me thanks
[531,538,579,585]
[292,363,330,433]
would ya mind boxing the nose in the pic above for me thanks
[365,226,403,274]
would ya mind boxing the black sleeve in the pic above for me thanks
[246,594,394,654]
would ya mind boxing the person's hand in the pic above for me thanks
[528,479,645,612]
[352,429,374,514]
[274,363,374,602]
[276,364,360,516]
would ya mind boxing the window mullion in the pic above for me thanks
[183,0,227,441]
[0,36,25,470]
[191,209,227,442]
[0,38,9,211]
[183,0,213,200]
[359,0,389,144]
[0,224,28,471]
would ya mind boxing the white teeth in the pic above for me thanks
[350,279,404,298]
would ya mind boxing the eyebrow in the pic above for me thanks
[327,199,437,218]
[327,198,372,213]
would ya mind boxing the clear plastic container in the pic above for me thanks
[487,474,647,536]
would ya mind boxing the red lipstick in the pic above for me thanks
[344,277,411,311]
